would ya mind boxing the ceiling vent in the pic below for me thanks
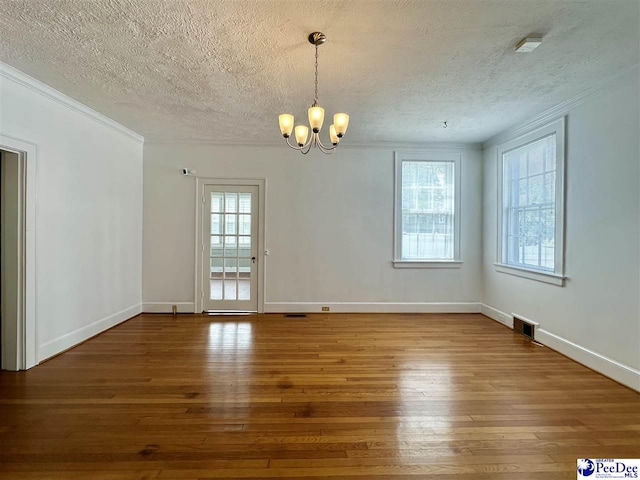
[515,37,543,52]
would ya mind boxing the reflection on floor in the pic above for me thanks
[210,278,250,300]
[2,313,637,478]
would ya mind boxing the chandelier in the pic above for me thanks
[278,32,350,154]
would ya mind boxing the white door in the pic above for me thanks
[202,185,259,312]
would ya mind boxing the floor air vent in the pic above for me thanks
[285,314,307,318]
[513,316,536,340]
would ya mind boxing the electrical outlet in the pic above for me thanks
[321,306,330,312]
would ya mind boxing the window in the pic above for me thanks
[394,152,461,268]
[496,117,565,285]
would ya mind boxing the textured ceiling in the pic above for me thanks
[0,0,638,144]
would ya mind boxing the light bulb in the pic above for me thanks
[329,125,339,145]
[308,106,325,133]
[278,114,294,137]
[294,125,309,146]
[334,113,349,137]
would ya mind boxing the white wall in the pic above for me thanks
[143,144,483,312]
[0,63,144,363]
[482,67,640,389]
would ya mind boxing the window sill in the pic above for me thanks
[494,263,565,286]
[393,260,463,269]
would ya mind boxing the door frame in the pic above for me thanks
[195,177,266,313]
[0,134,38,370]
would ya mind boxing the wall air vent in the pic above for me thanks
[513,316,536,340]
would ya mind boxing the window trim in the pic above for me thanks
[393,151,462,268]
[496,117,566,285]
[493,263,565,286]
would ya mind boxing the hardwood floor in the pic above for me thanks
[0,313,638,479]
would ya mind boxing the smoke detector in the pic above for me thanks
[515,37,542,53]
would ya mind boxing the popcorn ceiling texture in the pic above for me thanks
[0,0,638,144]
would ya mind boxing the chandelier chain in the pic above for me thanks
[314,43,319,105]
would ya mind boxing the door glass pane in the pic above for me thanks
[210,258,223,300]
[224,257,238,276]
[224,258,237,300]
[211,193,224,213]
[224,281,237,301]
[239,193,252,213]
[211,280,223,300]
[211,214,222,235]
[239,214,251,235]
[210,257,223,276]
[210,236,223,256]
[225,193,238,213]
[238,280,250,300]
[225,214,237,234]
[224,236,237,257]
[238,258,251,300]
[238,236,251,257]
[238,258,251,274]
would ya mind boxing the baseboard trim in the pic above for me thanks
[265,302,481,313]
[536,328,640,392]
[142,302,195,313]
[38,303,142,362]
[480,303,514,327]
[480,303,639,392]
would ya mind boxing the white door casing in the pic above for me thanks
[0,135,38,370]
[195,178,266,313]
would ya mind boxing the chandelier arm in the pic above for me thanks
[284,136,303,151]
[316,136,338,152]
[317,142,336,154]
[285,135,313,151]
[300,141,313,155]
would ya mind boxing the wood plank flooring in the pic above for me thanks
[0,313,638,479]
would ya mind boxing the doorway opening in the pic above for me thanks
[1,149,23,369]
[0,137,37,371]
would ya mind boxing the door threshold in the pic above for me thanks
[204,311,257,315]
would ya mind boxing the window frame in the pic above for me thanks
[393,151,462,268]
[495,117,566,286]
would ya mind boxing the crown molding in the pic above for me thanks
[0,61,144,143]
[341,141,482,152]
[483,64,640,149]
[144,138,482,152]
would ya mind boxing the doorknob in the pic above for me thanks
[252,256,256,264]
